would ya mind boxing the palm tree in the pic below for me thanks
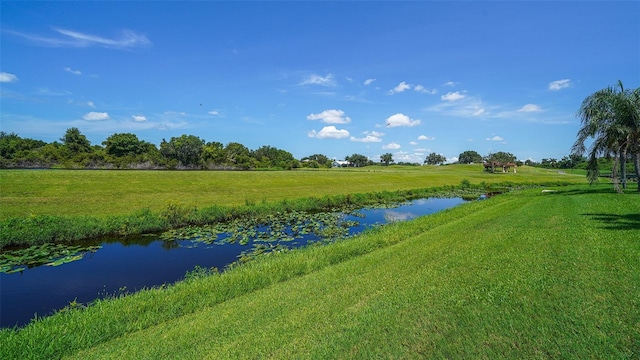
[572,81,640,192]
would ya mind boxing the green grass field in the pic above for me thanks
[0,165,583,218]
[1,182,638,359]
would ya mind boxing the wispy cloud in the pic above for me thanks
[64,67,82,75]
[417,135,435,140]
[132,115,147,122]
[427,93,487,118]
[7,27,151,49]
[307,109,351,124]
[385,113,421,127]
[83,112,110,121]
[382,142,401,150]
[486,135,504,142]
[308,126,349,139]
[517,103,542,112]
[0,72,19,83]
[548,79,571,91]
[388,81,435,95]
[350,130,383,143]
[364,78,376,86]
[300,74,336,87]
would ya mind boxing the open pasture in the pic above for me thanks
[0,165,582,219]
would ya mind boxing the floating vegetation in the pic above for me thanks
[0,243,101,274]
[160,209,361,250]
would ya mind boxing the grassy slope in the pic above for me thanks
[2,184,638,359]
[0,165,581,218]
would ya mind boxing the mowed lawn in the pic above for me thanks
[3,184,638,359]
[0,165,582,218]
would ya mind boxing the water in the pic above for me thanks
[0,197,465,328]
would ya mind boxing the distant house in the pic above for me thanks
[332,160,351,167]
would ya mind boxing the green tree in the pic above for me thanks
[458,150,482,164]
[252,145,297,169]
[60,127,91,156]
[301,154,331,168]
[424,153,446,165]
[572,80,640,192]
[345,153,368,167]
[160,135,205,167]
[483,151,516,172]
[202,141,226,167]
[103,133,145,158]
[223,142,255,169]
[380,153,394,166]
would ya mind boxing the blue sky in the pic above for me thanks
[1,1,638,163]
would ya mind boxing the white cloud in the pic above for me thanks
[548,79,571,91]
[0,72,19,82]
[473,108,485,116]
[8,28,151,49]
[382,142,401,150]
[518,103,542,112]
[409,141,418,145]
[64,67,82,75]
[83,112,110,121]
[486,135,504,141]
[307,109,351,124]
[300,74,336,86]
[441,91,466,101]
[308,126,350,139]
[364,78,376,86]
[385,113,421,127]
[208,110,220,116]
[414,85,437,94]
[388,81,411,94]
[417,135,435,140]
[350,135,382,143]
[443,81,457,87]
[86,101,95,108]
[132,115,147,122]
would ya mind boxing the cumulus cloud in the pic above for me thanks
[83,112,110,121]
[308,126,350,139]
[385,113,421,127]
[307,109,351,124]
[300,74,336,86]
[418,135,435,141]
[548,79,571,91]
[382,142,401,150]
[388,81,411,94]
[486,135,504,141]
[441,91,466,101]
[7,28,151,49]
[518,103,542,112]
[64,67,82,75]
[0,72,19,83]
[132,115,147,122]
[364,78,376,86]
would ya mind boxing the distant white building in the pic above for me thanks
[332,160,351,167]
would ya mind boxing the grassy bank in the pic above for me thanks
[0,165,582,247]
[2,184,637,358]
